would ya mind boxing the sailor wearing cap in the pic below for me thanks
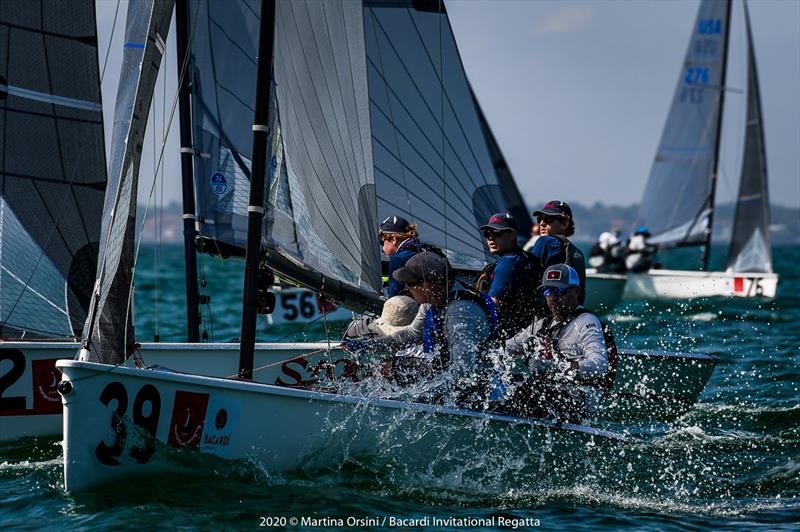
[475,212,537,338]
[499,264,616,421]
[379,216,424,297]
[529,200,587,305]
[348,252,497,397]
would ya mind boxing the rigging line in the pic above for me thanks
[364,58,483,199]
[225,346,331,379]
[100,0,122,83]
[207,13,258,66]
[371,135,478,226]
[126,1,202,360]
[406,6,493,188]
[373,165,482,238]
[0,264,69,316]
[368,8,412,220]
[278,11,358,211]
[369,100,477,205]
[370,10,491,190]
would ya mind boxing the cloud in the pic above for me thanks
[536,6,593,34]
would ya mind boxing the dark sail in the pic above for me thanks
[364,0,508,270]
[636,0,730,248]
[727,1,772,273]
[0,0,106,339]
[190,0,260,251]
[81,0,175,363]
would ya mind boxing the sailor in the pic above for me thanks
[342,295,419,339]
[522,222,541,252]
[500,264,616,421]
[625,226,656,273]
[379,215,422,298]
[589,228,625,273]
[528,200,587,305]
[347,252,497,402]
[474,212,537,338]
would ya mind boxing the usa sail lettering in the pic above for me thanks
[698,19,722,35]
[95,382,161,466]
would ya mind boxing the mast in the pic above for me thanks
[175,0,200,342]
[238,0,276,380]
[701,0,733,271]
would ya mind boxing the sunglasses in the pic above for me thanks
[543,286,570,298]
[483,229,510,239]
[537,216,563,226]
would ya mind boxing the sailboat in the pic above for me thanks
[0,0,332,441]
[3,1,715,445]
[624,0,779,301]
[52,0,723,491]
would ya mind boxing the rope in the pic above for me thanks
[224,346,336,379]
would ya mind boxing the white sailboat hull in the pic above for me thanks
[585,271,627,312]
[2,341,716,441]
[623,269,779,300]
[57,359,626,492]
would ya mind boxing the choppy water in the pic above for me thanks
[1,244,798,529]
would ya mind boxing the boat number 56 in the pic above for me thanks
[279,291,316,320]
[95,381,161,466]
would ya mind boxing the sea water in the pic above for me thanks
[0,244,797,529]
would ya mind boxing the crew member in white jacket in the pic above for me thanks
[500,263,611,420]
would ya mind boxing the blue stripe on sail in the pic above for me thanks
[124,42,145,48]
[0,84,102,112]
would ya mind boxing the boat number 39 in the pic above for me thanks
[95,382,161,466]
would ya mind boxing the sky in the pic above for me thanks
[96,0,800,210]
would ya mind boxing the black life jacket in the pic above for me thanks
[527,307,618,392]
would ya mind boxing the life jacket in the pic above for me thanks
[528,307,618,392]
[422,284,498,368]
[474,248,538,337]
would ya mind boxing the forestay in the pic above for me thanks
[727,1,771,274]
[0,0,106,339]
[81,0,175,363]
[636,0,730,247]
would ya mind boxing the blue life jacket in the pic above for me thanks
[421,285,498,365]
